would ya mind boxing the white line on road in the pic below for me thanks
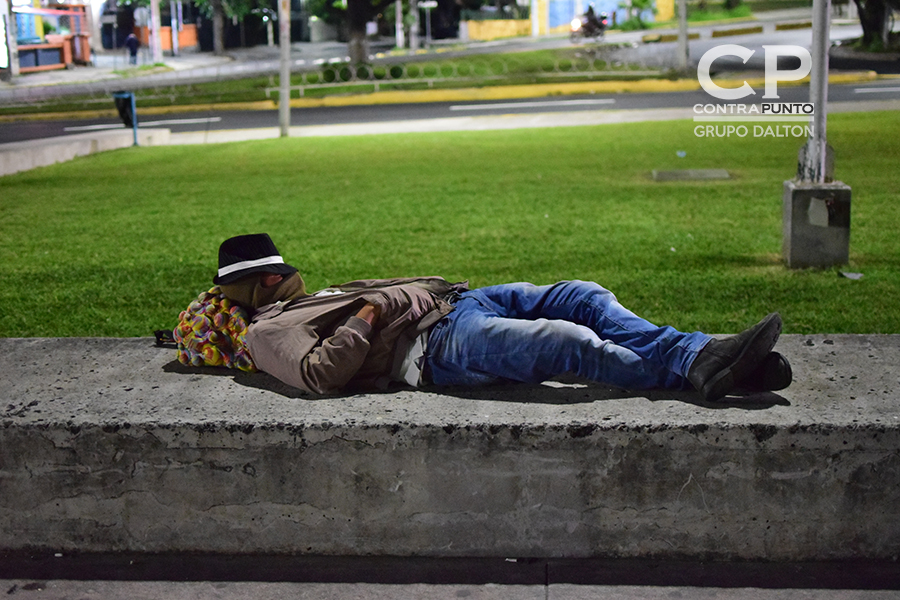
[64,117,222,132]
[449,99,616,111]
[854,86,900,94]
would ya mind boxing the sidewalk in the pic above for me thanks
[1,580,899,599]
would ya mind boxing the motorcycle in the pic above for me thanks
[570,11,608,43]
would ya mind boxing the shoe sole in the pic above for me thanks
[701,313,783,401]
[742,352,793,392]
[762,352,792,391]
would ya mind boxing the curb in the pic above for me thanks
[711,24,765,37]
[277,71,880,108]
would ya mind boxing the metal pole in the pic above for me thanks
[149,0,162,63]
[677,0,688,72]
[800,0,830,183]
[278,0,290,137]
[130,92,138,146]
[170,0,179,56]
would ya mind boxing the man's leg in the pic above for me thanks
[425,296,686,389]
[464,281,785,400]
[468,280,711,380]
[425,281,785,399]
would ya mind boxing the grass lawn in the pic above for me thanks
[1,111,898,337]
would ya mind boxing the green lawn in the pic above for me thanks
[1,111,898,337]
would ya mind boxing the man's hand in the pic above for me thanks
[356,302,381,326]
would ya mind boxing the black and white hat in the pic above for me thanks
[213,233,298,285]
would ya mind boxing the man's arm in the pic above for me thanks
[246,302,382,394]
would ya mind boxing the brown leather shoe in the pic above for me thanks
[687,313,783,402]
[739,351,792,392]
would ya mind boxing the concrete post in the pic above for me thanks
[783,0,851,269]
[278,0,291,137]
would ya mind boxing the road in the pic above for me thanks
[2,80,899,144]
[2,21,899,144]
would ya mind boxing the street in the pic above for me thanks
[2,79,899,144]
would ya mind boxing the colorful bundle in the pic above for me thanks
[173,287,256,372]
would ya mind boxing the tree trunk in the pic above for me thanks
[853,0,886,47]
[211,0,225,55]
[346,0,370,63]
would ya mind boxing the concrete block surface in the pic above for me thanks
[1,335,898,560]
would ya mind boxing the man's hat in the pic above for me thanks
[213,233,297,285]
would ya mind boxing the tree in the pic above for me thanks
[346,0,394,63]
[193,0,271,54]
[853,0,900,49]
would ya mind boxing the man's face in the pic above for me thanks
[259,273,284,288]
[220,271,305,309]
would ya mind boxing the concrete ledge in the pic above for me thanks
[1,335,899,560]
[0,128,171,177]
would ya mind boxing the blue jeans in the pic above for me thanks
[424,281,712,390]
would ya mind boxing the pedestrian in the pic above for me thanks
[175,233,791,400]
[124,33,139,65]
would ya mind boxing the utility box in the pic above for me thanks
[783,180,851,269]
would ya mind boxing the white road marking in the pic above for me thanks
[854,86,900,94]
[64,117,222,132]
[449,99,616,111]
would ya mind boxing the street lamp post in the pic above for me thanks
[278,0,291,137]
[676,0,689,72]
[782,0,851,269]
[252,8,276,46]
[420,0,436,47]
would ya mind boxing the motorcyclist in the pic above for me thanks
[584,5,606,35]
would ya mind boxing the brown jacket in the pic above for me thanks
[245,277,467,394]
